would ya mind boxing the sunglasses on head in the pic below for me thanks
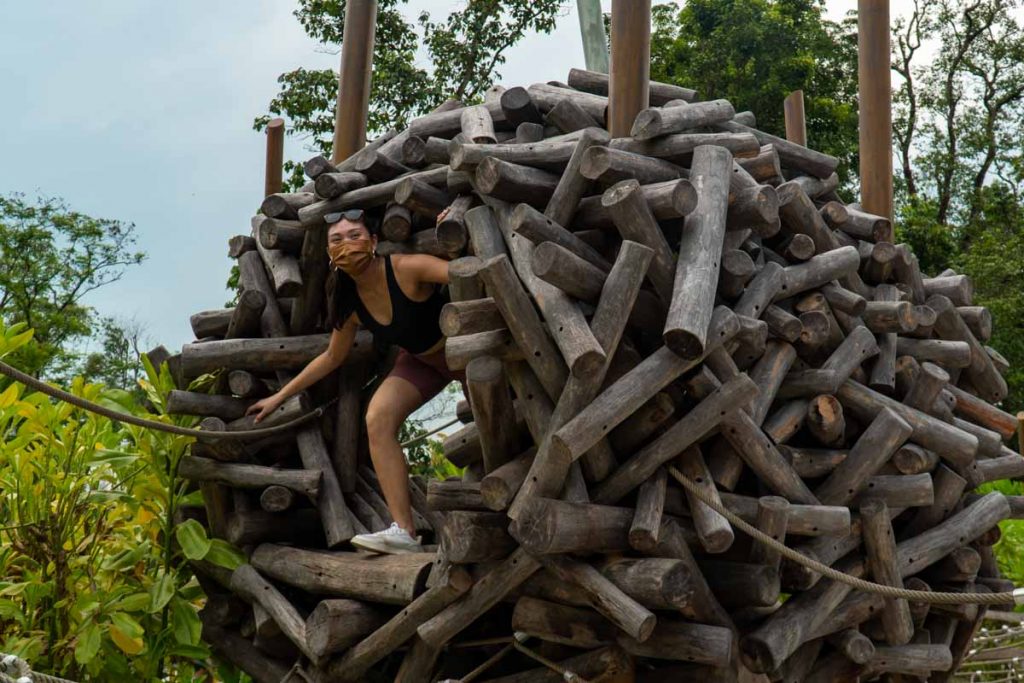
[324,208,365,224]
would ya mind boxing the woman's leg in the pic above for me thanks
[364,375,426,535]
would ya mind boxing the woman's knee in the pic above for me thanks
[365,403,398,442]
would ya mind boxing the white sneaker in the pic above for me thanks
[351,522,424,554]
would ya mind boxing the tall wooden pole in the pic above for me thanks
[331,0,378,164]
[608,0,651,138]
[783,91,806,147]
[577,0,609,73]
[264,118,285,197]
[858,0,893,220]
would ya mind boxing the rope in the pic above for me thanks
[666,465,1024,606]
[0,653,78,683]
[0,358,334,441]
[400,416,459,448]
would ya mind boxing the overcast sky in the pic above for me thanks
[0,0,926,357]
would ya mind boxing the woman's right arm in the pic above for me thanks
[246,314,358,422]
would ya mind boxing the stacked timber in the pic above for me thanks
[163,68,1023,682]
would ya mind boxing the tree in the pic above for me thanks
[890,0,1024,410]
[0,194,146,378]
[648,0,860,187]
[253,0,566,189]
[80,315,153,397]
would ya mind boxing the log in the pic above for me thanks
[180,331,374,378]
[545,127,610,227]
[305,599,389,660]
[179,456,320,499]
[861,499,915,645]
[230,564,315,660]
[439,511,516,563]
[511,596,617,648]
[664,145,733,359]
[632,100,736,140]
[466,356,518,472]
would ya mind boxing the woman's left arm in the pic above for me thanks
[403,253,451,286]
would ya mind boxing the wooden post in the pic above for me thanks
[331,0,377,164]
[858,0,893,219]
[265,118,285,197]
[608,0,651,137]
[783,91,806,146]
[577,0,609,73]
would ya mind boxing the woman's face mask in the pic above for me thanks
[327,237,375,276]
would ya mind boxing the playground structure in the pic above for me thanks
[142,1,1024,681]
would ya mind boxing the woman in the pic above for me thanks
[245,207,463,554]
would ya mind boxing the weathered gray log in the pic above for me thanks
[394,177,451,218]
[499,86,543,127]
[251,543,433,604]
[167,390,253,421]
[629,467,667,552]
[611,132,760,164]
[666,489,850,537]
[750,496,790,573]
[676,445,734,553]
[602,179,677,302]
[779,326,879,397]
[511,596,616,648]
[528,82,608,122]
[574,178,698,230]
[401,136,449,167]
[735,260,784,319]
[862,499,915,645]
[867,645,953,675]
[545,127,610,227]
[512,498,636,555]
[313,171,368,199]
[417,548,541,647]
[717,248,756,299]
[179,456,320,498]
[540,555,656,643]
[568,67,697,105]
[477,255,566,399]
[806,394,845,447]
[189,307,234,339]
[946,383,1019,440]
[715,118,839,178]
[582,146,683,186]
[438,511,516,563]
[474,157,560,207]
[923,274,973,306]
[545,97,601,132]
[434,193,474,251]
[686,365,820,504]
[664,145,733,359]
[929,294,1007,402]
[460,105,496,144]
[230,564,315,661]
[305,599,389,661]
[814,408,912,506]
[617,618,733,666]
[228,234,257,259]
[957,305,992,342]
[781,445,847,478]
[763,305,802,343]
[868,284,901,392]
[296,423,357,547]
[448,255,485,301]
[588,372,753,505]
[324,566,472,682]
[479,448,534,511]
[511,202,610,271]
[237,249,289,338]
[425,479,487,511]
[836,379,978,468]
[180,331,373,378]
[258,485,294,512]
[439,299,503,338]
[632,99,736,140]
[466,356,518,472]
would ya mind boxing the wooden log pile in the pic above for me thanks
[166,69,1023,682]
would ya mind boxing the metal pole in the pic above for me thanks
[577,0,609,73]
[783,90,807,147]
[858,0,893,219]
[331,0,377,164]
[608,0,651,138]
[264,117,285,197]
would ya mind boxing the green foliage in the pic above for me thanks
[649,0,860,188]
[0,320,244,680]
[79,315,152,400]
[0,194,146,380]
[254,0,565,171]
[401,415,461,481]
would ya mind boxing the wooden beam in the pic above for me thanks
[784,90,806,146]
[265,118,285,197]
[607,0,651,137]
[858,0,893,219]
[331,0,377,164]
[577,0,609,73]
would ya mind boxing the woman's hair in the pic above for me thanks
[323,210,379,331]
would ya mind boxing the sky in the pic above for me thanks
[0,0,928,357]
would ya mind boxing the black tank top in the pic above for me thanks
[352,255,448,354]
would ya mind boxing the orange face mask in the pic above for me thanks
[327,238,374,276]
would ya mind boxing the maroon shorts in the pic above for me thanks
[388,347,467,401]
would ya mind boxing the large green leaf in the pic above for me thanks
[74,622,102,665]
[170,596,202,646]
[147,571,175,614]
[203,539,245,571]
[175,519,211,561]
